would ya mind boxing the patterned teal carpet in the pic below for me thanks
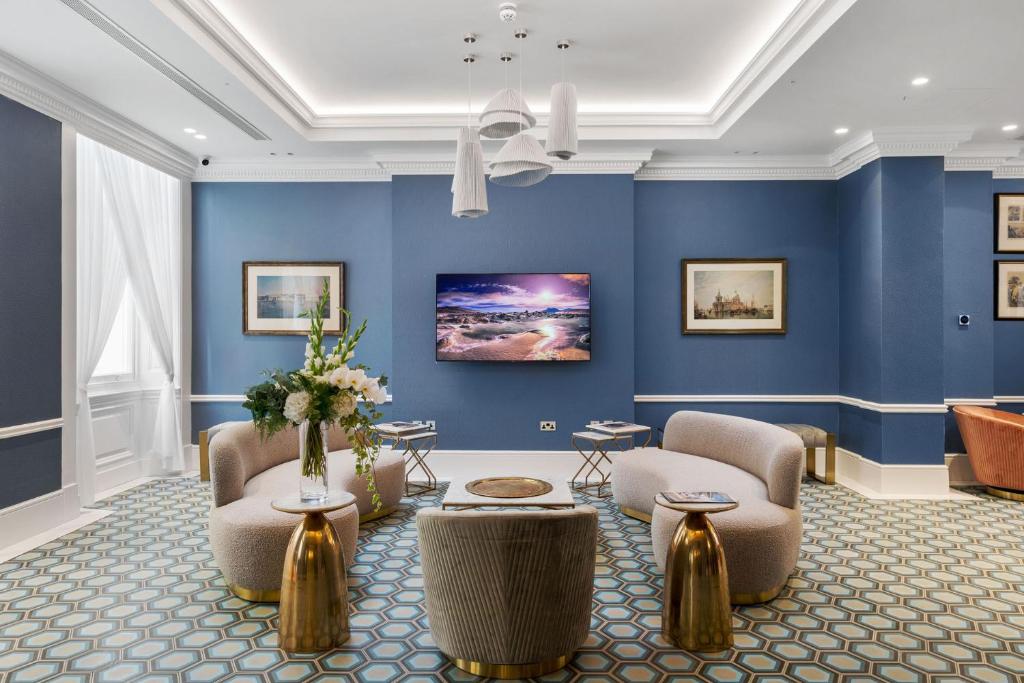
[1,477,1023,682]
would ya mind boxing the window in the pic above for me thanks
[91,290,134,384]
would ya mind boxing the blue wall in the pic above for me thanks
[191,182,392,440]
[633,180,839,431]
[189,163,1014,464]
[837,158,947,464]
[0,95,63,507]
[390,175,635,450]
[993,178,1024,398]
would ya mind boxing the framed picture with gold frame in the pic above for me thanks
[995,193,1024,253]
[243,261,344,335]
[681,258,787,334]
[995,260,1024,321]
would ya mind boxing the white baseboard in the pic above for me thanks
[945,452,978,487]
[0,483,86,552]
[835,448,974,500]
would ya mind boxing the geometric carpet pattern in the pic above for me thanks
[1,477,1023,682]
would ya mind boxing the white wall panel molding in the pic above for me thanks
[835,448,969,500]
[634,394,948,414]
[190,394,393,404]
[0,418,64,441]
[945,398,999,407]
[994,396,1024,403]
[0,484,83,552]
[0,50,195,178]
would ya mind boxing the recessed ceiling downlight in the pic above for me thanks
[183,127,196,134]
[911,76,930,86]
[834,127,849,135]
[1002,123,1019,132]
[194,133,207,140]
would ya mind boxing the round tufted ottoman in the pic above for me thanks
[209,496,359,602]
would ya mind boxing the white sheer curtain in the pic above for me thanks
[87,137,184,478]
[76,137,128,505]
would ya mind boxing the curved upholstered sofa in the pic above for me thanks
[611,411,804,604]
[208,421,405,601]
[418,506,598,679]
[953,405,1024,499]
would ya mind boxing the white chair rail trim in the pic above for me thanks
[190,394,393,404]
[633,395,949,414]
[0,417,64,440]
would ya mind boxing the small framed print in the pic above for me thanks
[682,258,787,334]
[243,262,344,335]
[995,193,1024,253]
[995,261,1024,321]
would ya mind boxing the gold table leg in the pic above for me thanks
[198,430,210,482]
[662,510,733,652]
[278,511,349,653]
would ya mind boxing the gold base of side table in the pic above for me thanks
[660,496,736,652]
[273,494,355,653]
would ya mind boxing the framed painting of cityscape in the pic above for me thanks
[243,262,344,335]
[995,261,1024,321]
[995,194,1024,253]
[682,258,787,334]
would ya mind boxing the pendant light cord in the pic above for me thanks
[518,28,525,135]
[466,57,472,128]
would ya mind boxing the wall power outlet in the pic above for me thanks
[540,421,556,432]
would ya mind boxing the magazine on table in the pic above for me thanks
[660,491,736,506]
[590,421,645,435]
[374,421,426,435]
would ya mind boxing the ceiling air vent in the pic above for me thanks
[57,0,270,141]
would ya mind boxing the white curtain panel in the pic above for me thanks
[75,137,128,505]
[93,141,184,477]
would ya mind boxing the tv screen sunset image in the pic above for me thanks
[436,273,591,362]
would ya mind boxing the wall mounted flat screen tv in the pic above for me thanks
[436,273,591,362]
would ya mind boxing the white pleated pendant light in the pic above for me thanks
[479,87,535,139]
[452,126,488,218]
[545,41,578,160]
[489,132,552,187]
[545,81,578,160]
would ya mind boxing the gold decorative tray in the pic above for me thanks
[465,476,554,499]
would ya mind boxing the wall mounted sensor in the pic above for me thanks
[958,313,970,327]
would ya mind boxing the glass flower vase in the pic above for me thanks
[299,420,329,503]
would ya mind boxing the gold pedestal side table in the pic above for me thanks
[272,492,357,654]
[657,493,738,652]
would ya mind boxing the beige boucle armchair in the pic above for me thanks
[208,421,404,601]
[417,506,598,679]
[611,410,804,604]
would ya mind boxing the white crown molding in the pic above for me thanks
[193,159,389,182]
[153,0,851,143]
[994,163,1024,179]
[0,417,64,440]
[0,50,195,179]
[634,394,948,414]
[636,156,834,181]
[945,143,1022,172]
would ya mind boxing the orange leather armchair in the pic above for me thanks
[953,406,1024,500]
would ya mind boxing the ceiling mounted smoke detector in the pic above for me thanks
[498,2,518,23]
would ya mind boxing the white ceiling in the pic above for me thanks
[203,0,802,115]
[0,0,1021,171]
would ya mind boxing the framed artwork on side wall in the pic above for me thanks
[243,261,344,335]
[682,258,787,334]
[995,193,1024,253]
[995,261,1024,321]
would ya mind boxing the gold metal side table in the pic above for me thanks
[657,493,738,652]
[272,492,357,654]
[571,431,616,496]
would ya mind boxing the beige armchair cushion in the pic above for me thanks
[417,506,598,668]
